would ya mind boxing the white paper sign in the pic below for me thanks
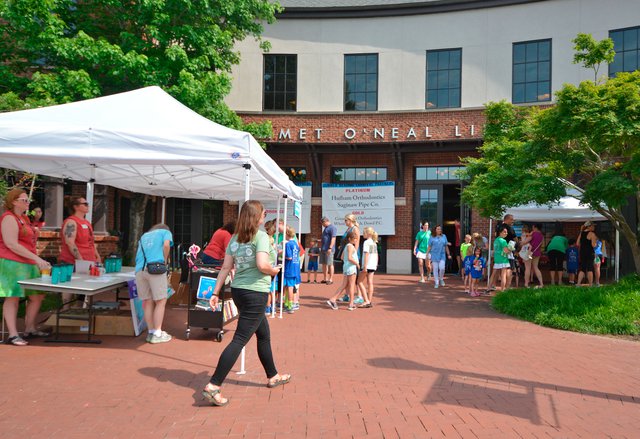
[262,182,311,233]
[322,182,395,235]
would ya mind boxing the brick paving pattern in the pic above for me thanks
[1,274,638,438]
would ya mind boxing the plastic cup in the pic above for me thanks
[51,265,60,285]
[41,267,51,278]
[63,264,72,282]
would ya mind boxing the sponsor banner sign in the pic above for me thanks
[262,182,311,233]
[322,182,395,235]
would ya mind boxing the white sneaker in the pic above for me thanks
[149,331,172,344]
[440,280,446,287]
[434,283,439,289]
[418,278,426,283]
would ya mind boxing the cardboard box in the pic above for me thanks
[168,271,190,305]
[44,310,134,336]
[93,311,135,336]
[44,314,89,334]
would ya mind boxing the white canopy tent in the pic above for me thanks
[0,86,303,374]
[504,192,606,222]
[487,192,618,284]
[0,86,302,203]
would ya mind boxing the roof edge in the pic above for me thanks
[277,0,549,19]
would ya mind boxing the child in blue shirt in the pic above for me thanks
[566,238,579,285]
[462,245,474,294]
[283,226,301,313]
[470,247,486,297]
[306,239,320,283]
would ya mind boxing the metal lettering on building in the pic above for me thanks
[276,125,478,141]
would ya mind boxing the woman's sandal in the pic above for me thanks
[202,387,229,407]
[6,335,29,346]
[23,330,50,339]
[267,374,291,388]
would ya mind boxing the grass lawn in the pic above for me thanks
[492,275,640,336]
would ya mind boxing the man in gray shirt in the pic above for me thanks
[320,217,337,284]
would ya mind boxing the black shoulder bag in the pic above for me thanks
[335,227,353,261]
[140,240,168,275]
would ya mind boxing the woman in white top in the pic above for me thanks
[356,226,378,308]
[519,225,533,288]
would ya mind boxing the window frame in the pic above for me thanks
[608,25,640,77]
[512,38,552,104]
[343,53,379,112]
[331,167,388,183]
[262,54,298,112]
[425,47,462,109]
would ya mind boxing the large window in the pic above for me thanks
[173,198,192,245]
[332,167,387,183]
[610,26,639,76]
[416,166,464,181]
[426,48,462,109]
[344,54,378,111]
[263,55,297,111]
[512,39,551,104]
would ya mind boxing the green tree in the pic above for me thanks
[462,34,640,273]
[1,0,279,256]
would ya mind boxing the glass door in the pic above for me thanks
[413,185,443,273]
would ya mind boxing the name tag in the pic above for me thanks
[81,224,89,229]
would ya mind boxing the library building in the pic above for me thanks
[24,0,639,275]
[223,0,639,274]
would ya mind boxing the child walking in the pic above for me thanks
[462,245,474,294]
[283,226,301,314]
[326,229,359,311]
[470,247,486,296]
[493,227,512,291]
[357,227,378,308]
[566,238,579,285]
[306,239,320,283]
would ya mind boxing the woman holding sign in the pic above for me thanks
[202,200,290,407]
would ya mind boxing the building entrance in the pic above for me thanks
[413,182,463,274]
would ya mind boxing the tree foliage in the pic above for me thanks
[0,0,280,256]
[462,35,640,272]
[0,0,278,138]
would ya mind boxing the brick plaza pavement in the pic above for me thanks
[1,274,638,438]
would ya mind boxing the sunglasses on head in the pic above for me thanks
[76,202,89,206]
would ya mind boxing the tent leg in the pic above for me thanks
[236,163,252,376]
[615,227,619,282]
[161,197,166,223]
[86,179,95,223]
[487,218,492,291]
[279,197,288,319]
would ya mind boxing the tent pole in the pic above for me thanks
[487,218,492,290]
[272,197,282,319]
[298,202,303,282]
[615,227,620,282]
[279,196,288,319]
[85,164,96,223]
[237,163,252,376]
[161,197,166,223]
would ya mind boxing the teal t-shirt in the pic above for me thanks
[546,235,568,253]
[226,230,271,293]
[135,229,173,273]
[415,230,431,253]
[493,237,509,264]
